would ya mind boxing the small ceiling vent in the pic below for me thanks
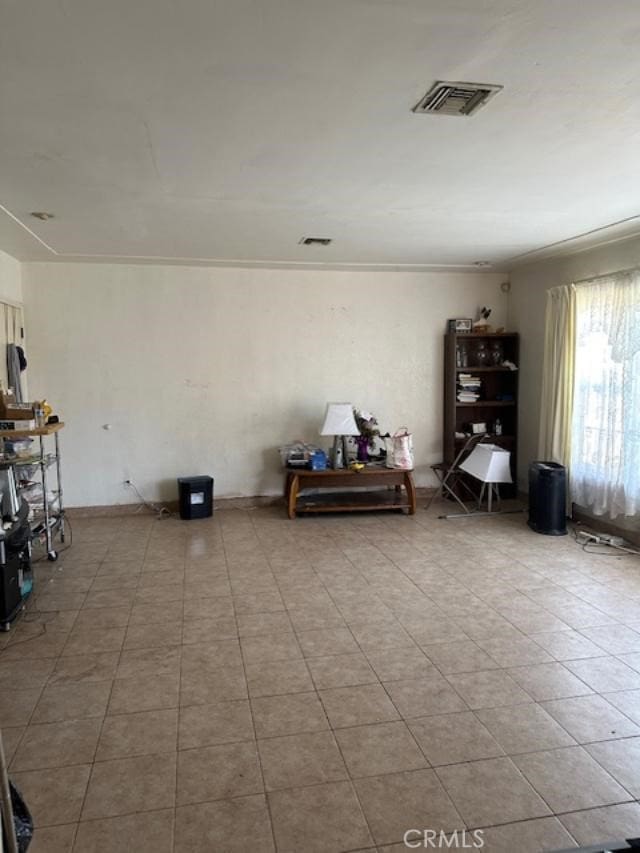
[413,81,502,117]
[299,237,332,246]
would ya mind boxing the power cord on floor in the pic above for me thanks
[570,522,640,558]
[125,479,172,519]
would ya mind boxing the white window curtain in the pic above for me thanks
[570,271,640,519]
[538,284,576,469]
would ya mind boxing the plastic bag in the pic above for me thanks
[2,781,34,852]
[385,428,414,470]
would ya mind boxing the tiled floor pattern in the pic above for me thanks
[2,505,640,851]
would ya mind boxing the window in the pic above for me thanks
[570,272,640,518]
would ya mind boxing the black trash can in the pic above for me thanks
[528,462,567,536]
[178,476,214,520]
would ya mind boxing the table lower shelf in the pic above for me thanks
[285,467,416,518]
[295,489,412,514]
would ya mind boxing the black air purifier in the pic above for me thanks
[528,461,567,536]
[178,476,214,520]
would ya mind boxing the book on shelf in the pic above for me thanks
[457,373,481,402]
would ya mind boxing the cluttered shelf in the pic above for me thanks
[295,489,412,514]
[455,433,515,443]
[0,422,65,439]
[453,333,517,339]
[11,453,57,468]
[26,492,62,516]
[6,424,66,559]
[455,366,512,373]
[0,391,66,564]
[0,383,67,631]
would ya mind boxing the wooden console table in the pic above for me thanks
[284,466,416,519]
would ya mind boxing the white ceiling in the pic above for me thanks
[2,0,640,269]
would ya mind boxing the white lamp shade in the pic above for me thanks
[320,403,360,436]
[459,443,513,483]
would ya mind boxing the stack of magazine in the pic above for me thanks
[457,373,481,403]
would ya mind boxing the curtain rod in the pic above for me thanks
[572,264,640,286]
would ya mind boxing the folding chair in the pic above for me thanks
[426,433,487,514]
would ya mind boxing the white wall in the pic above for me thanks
[509,235,640,489]
[22,262,506,507]
[0,249,22,304]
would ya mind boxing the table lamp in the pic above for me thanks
[320,403,360,469]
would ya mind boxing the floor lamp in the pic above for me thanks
[320,403,360,469]
[443,443,522,519]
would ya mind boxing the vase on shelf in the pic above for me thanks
[490,341,504,365]
[473,341,490,367]
[355,436,370,462]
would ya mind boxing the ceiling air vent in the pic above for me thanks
[412,81,502,117]
[299,237,332,246]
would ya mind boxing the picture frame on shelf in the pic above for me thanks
[447,318,473,333]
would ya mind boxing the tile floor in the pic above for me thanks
[2,504,640,852]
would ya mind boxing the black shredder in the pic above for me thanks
[178,476,214,520]
[528,462,567,535]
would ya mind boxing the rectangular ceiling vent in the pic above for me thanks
[413,81,502,117]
